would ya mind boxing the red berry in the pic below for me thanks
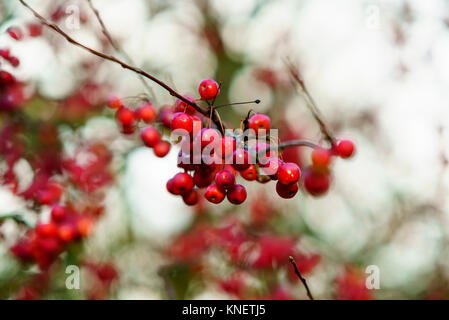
[58,224,76,242]
[153,140,171,157]
[240,164,257,181]
[0,49,10,59]
[195,128,221,149]
[198,79,220,101]
[182,189,199,206]
[8,56,19,67]
[51,205,66,222]
[175,95,196,115]
[27,24,42,37]
[215,170,236,190]
[205,184,226,204]
[227,184,247,205]
[7,27,23,41]
[278,162,301,185]
[276,181,299,199]
[140,127,161,148]
[232,149,251,171]
[115,107,136,126]
[311,148,332,168]
[171,112,193,133]
[220,137,236,160]
[336,140,355,159]
[36,222,58,238]
[303,168,330,196]
[0,71,16,86]
[260,157,284,180]
[248,114,271,133]
[172,172,194,195]
[193,170,215,188]
[106,96,122,109]
[158,105,175,128]
[135,102,156,123]
[166,179,175,194]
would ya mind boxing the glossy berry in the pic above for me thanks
[51,205,66,222]
[311,148,332,168]
[278,162,301,185]
[182,189,199,206]
[215,170,236,190]
[171,112,193,133]
[232,149,251,171]
[36,222,58,238]
[205,184,226,204]
[198,79,220,101]
[227,184,247,205]
[195,128,220,149]
[303,168,330,196]
[220,137,236,160]
[260,157,284,180]
[7,27,23,41]
[58,224,76,242]
[336,140,355,159]
[115,107,136,127]
[193,170,215,188]
[106,96,122,109]
[172,172,194,195]
[135,102,156,123]
[166,179,175,194]
[240,164,257,181]
[140,127,161,148]
[153,140,171,157]
[158,105,175,128]
[0,71,16,86]
[276,181,299,199]
[175,96,196,115]
[248,114,271,133]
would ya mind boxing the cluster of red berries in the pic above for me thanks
[6,24,42,41]
[11,204,95,268]
[107,97,172,157]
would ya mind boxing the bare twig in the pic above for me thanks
[18,0,225,133]
[285,59,336,146]
[85,0,156,100]
[279,139,320,150]
[289,256,314,300]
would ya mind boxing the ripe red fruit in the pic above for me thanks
[248,114,271,133]
[311,148,332,168]
[158,105,175,128]
[227,184,247,205]
[58,224,76,242]
[171,112,193,133]
[175,95,196,115]
[336,140,355,159]
[278,162,301,185]
[7,27,23,41]
[276,181,299,199]
[303,168,330,196]
[182,189,199,206]
[8,56,20,67]
[240,164,257,181]
[0,49,10,59]
[140,127,161,148]
[193,170,215,188]
[220,137,236,160]
[195,128,220,149]
[232,148,251,171]
[172,172,194,195]
[215,170,236,190]
[198,79,220,100]
[27,24,42,37]
[166,179,175,194]
[106,96,122,109]
[0,71,16,86]
[205,184,226,204]
[36,222,58,238]
[51,205,66,222]
[115,107,136,126]
[135,102,156,123]
[153,140,171,157]
[260,157,284,180]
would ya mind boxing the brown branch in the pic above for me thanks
[285,59,336,146]
[18,0,225,133]
[85,0,156,100]
[289,256,314,300]
[279,139,320,150]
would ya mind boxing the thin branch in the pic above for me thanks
[18,0,225,133]
[285,59,336,146]
[215,99,261,109]
[279,139,320,150]
[289,256,314,300]
[85,0,156,100]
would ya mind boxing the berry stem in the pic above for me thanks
[289,256,315,300]
[18,0,225,133]
[278,139,320,150]
[214,99,261,109]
